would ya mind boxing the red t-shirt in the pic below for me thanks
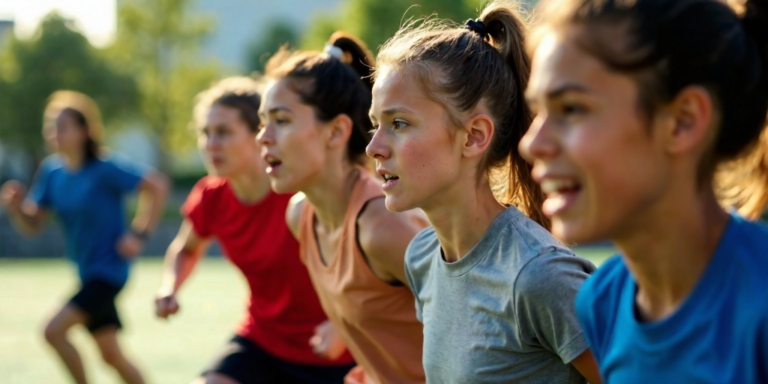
[182,176,354,366]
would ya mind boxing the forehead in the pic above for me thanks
[261,78,302,110]
[528,30,626,97]
[371,65,436,113]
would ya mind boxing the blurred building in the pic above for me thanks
[196,0,343,71]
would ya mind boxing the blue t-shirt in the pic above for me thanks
[29,155,147,287]
[576,213,768,384]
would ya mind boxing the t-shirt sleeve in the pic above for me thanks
[181,179,212,238]
[102,156,148,193]
[28,158,54,208]
[514,248,595,364]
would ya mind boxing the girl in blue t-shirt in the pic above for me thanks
[520,0,768,383]
[0,91,168,384]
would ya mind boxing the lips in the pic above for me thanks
[377,168,400,191]
[264,154,283,174]
[539,177,582,216]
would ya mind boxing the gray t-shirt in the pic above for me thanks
[405,206,596,384]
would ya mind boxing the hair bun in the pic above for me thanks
[743,0,768,47]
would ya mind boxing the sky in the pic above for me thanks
[0,0,116,47]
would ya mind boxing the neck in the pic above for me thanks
[61,151,85,170]
[228,162,272,203]
[302,162,360,230]
[615,187,729,321]
[422,179,505,263]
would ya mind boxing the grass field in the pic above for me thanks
[0,248,613,384]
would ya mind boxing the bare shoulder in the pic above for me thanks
[357,198,429,281]
[285,192,307,240]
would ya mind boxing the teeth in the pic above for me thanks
[383,173,398,181]
[541,179,578,194]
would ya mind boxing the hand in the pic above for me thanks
[0,180,26,214]
[344,365,375,384]
[116,232,144,258]
[155,292,180,319]
[309,319,347,360]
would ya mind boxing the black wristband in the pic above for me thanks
[130,228,151,240]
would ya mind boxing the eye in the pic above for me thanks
[561,103,587,116]
[276,117,289,125]
[368,123,380,135]
[393,119,409,130]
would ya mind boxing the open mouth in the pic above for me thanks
[540,179,582,215]
[382,173,399,182]
[264,154,283,173]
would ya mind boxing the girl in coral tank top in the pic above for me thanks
[258,32,428,384]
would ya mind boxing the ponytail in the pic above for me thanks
[719,0,768,219]
[376,0,549,228]
[265,32,375,165]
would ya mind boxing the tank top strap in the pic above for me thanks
[343,169,385,233]
[298,196,316,265]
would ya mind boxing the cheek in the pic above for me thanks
[398,131,458,187]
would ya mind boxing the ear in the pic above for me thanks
[325,114,354,151]
[661,86,714,156]
[461,113,495,159]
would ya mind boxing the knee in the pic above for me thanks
[194,373,240,384]
[43,323,65,345]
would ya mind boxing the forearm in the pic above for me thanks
[132,174,169,234]
[7,206,43,236]
[159,244,201,296]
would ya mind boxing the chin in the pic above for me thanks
[383,194,415,213]
[551,217,605,246]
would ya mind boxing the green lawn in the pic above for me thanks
[0,248,614,384]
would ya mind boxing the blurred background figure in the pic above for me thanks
[0,90,168,384]
[155,76,355,384]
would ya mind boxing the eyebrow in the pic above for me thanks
[369,106,415,120]
[260,106,292,116]
[527,83,591,104]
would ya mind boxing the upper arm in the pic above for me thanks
[137,170,170,195]
[514,250,593,364]
[570,349,602,384]
[285,193,306,240]
[103,157,150,193]
[357,199,428,284]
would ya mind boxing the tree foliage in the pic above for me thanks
[106,0,221,161]
[0,13,137,157]
[301,0,485,51]
[246,21,299,74]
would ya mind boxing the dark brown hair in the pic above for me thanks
[264,32,375,164]
[534,0,768,219]
[193,76,262,133]
[376,0,549,228]
[60,107,99,161]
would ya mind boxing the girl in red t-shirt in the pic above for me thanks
[154,77,354,384]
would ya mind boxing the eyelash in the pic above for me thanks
[393,119,408,130]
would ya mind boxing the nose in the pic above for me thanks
[519,114,559,163]
[257,124,274,147]
[365,129,390,160]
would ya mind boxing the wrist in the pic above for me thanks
[130,227,151,240]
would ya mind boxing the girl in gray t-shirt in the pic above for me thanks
[366,1,600,383]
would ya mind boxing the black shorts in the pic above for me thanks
[204,336,355,384]
[68,279,124,333]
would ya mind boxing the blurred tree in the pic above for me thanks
[106,0,221,168]
[300,0,487,51]
[246,21,299,74]
[0,13,137,159]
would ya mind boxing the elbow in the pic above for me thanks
[145,172,170,200]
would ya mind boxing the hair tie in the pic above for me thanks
[464,19,490,40]
[323,43,353,64]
